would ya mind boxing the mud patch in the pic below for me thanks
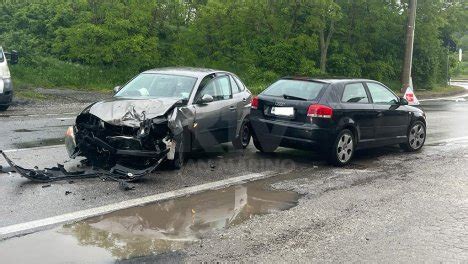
[12,137,64,149]
[0,181,299,263]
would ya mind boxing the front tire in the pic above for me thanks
[400,121,426,152]
[329,129,355,166]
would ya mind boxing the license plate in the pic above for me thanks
[271,107,294,117]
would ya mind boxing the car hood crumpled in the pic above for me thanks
[87,97,181,127]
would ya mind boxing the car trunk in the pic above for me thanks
[256,95,318,123]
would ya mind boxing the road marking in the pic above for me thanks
[0,171,274,240]
[0,112,77,118]
[429,136,468,145]
[3,144,64,153]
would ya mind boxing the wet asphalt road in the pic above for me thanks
[0,83,467,262]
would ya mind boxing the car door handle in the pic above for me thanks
[229,106,236,111]
[376,111,383,117]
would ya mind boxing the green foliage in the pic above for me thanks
[0,0,466,92]
[10,57,137,90]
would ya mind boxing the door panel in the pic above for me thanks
[373,104,409,139]
[194,101,227,148]
[340,83,375,142]
[193,75,236,149]
[233,87,252,139]
[366,82,410,140]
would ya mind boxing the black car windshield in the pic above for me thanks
[115,73,197,100]
[262,79,325,100]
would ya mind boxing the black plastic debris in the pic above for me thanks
[0,164,15,173]
[0,150,167,189]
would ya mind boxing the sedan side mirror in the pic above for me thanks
[113,86,121,94]
[399,97,409,105]
[198,94,214,104]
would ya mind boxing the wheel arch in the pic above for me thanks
[336,117,360,145]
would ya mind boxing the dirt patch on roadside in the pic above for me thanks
[5,88,112,116]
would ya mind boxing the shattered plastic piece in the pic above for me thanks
[165,138,176,160]
[0,164,15,173]
[65,191,72,195]
[210,163,216,171]
[1,151,100,183]
[42,184,51,188]
[119,181,135,191]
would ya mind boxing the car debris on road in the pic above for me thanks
[0,150,161,190]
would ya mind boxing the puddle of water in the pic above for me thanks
[0,181,299,263]
[12,137,64,149]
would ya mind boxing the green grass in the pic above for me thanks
[414,85,465,98]
[453,60,468,79]
[10,57,138,91]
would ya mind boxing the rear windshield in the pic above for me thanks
[262,79,325,100]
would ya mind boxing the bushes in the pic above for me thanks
[11,57,138,90]
[1,0,466,92]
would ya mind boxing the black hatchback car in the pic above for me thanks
[250,77,427,166]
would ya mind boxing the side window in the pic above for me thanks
[197,76,232,101]
[342,83,369,103]
[367,82,399,104]
[218,76,232,100]
[230,76,241,94]
[232,75,246,91]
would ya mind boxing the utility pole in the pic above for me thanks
[401,0,417,93]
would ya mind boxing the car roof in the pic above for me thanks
[143,67,229,78]
[282,76,378,84]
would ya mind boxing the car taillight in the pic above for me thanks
[307,104,333,119]
[251,96,259,109]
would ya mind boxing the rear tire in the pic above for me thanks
[400,121,426,152]
[0,105,9,111]
[328,129,355,166]
[232,119,251,149]
[252,134,278,153]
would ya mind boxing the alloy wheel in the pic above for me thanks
[409,123,425,150]
[337,133,353,163]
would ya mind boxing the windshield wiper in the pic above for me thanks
[283,94,307,101]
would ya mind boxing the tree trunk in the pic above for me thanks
[319,20,335,73]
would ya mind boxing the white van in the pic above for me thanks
[0,47,18,111]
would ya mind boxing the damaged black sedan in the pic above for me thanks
[65,67,252,176]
